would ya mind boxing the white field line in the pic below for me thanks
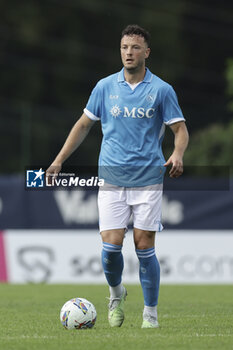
[161,314,207,318]
[189,334,233,338]
[0,335,57,340]
[0,333,232,340]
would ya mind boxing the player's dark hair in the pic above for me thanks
[121,24,151,47]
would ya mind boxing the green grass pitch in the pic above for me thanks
[0,284,232,350]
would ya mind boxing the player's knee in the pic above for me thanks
[134,229,155,250]
[101,229,125,245]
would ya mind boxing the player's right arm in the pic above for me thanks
[46,113,95,177]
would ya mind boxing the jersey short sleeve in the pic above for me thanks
[161,85,185,125]
[83,82,103,121]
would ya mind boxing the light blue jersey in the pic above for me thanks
[84,68,185,187]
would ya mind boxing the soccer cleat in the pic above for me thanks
[141,315,159,329]
[108,286,127,327]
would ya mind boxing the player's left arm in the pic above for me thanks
[164,121,189,178]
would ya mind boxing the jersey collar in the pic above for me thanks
[117,67,153,83]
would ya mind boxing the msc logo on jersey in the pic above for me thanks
[26,168,45,187]
[110,105,122,118]
[110,105,155,119]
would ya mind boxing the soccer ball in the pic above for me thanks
[60,297,97,330]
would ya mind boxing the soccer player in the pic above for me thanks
[47,24,189,328]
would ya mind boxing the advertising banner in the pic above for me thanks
[1,230,233,284]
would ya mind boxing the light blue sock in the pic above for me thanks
[102,242,124,287]
[136,247,160,306]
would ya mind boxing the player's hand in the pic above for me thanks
[164,154,183,178]
[46,163,62,185]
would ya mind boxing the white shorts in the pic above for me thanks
[98,183,163,233]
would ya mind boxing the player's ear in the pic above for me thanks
[145,47,150,59]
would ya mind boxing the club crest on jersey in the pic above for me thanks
[146,94,156,102]
[110,105,155,119]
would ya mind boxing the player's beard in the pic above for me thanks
[124,60,144,74]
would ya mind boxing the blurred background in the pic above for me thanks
[1,0,233,170]
[0,0,233,284]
